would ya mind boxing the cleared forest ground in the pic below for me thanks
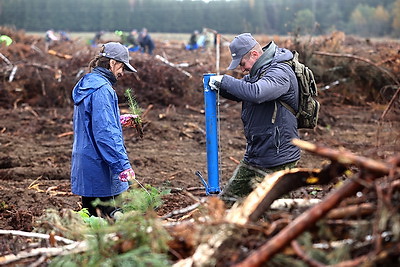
[0,28,399,266]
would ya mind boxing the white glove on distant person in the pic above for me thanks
[208,75,224,91]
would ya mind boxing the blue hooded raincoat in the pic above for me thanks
[71,67,130,197]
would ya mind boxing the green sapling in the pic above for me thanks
[124,88,144,138]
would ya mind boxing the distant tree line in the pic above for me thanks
[1,0,400,37]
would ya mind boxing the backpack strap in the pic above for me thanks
[278,100,296,117]
[279,59,297,116]
[271,99,297,123]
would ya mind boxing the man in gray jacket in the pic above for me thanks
[209,33,300,204]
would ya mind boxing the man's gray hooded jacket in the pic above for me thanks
[219,41,301,168]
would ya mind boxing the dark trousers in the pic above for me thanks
[82,196,119,217]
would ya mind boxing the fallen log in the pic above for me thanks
[233,172,374,267]
[161,202,201,220]
[47,49,72,59]
[270,198,321,210]
[325,202,375,220]
[233,140,400,267]
[172,161,347,267]
[0,229,75,245]
[155,55,192,78]
[0,240,87,265]
[227,161,346,225]
[292,139,397,175]
[173,139,399,267]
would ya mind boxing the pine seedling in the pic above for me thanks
[119,185,171,213]
[124,88,142,122]
[124,88,144,137]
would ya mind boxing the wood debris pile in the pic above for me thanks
[165,139,400,266]
[0,27,399,112]
[0,27,213,110]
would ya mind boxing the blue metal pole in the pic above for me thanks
[202,73,220,194]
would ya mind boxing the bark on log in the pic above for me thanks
[0,240,87,265]
[227,161,346,225]
[292,139,398,175]
[233,140,400,267]
[270,198,321,210]
[326,203,375,219]
[173,140,399,267]
[171,163,347,267]
[232,174,369,267]
[0,229,75,244]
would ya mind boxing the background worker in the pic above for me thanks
[45,29,59,51]
[71,42,138,218]
[115,30,128,45]
[208,33,301,204]
[126,29,140,52]
[138,28,155,55]
[0,34,12,46]
[186,30,199,50]
[91,31,104,47]
[59,30,71,42]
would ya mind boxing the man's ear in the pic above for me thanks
[250,50,259,58]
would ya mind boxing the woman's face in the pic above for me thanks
[109,59,125,79]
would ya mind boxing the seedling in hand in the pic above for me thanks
[124,88,144,138]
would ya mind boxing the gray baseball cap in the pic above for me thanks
[227,33,257,70]
[101,42,137,72]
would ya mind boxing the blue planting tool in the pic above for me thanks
[196,73,220,195]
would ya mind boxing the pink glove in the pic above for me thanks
[118,168,135,182]
[120,114,138,127]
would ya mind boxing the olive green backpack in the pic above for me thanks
[280,50,320,129]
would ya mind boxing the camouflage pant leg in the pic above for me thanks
[219,161,298,204]
[219,162,267,203]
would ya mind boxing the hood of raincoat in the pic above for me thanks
[72,67,117,105]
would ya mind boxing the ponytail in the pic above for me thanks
[88,45,111,71]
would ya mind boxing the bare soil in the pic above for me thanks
[0,29,399,262]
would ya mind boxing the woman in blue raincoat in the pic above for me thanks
[71,42,138,217]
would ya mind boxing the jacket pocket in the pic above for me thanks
[247,126,279,158]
